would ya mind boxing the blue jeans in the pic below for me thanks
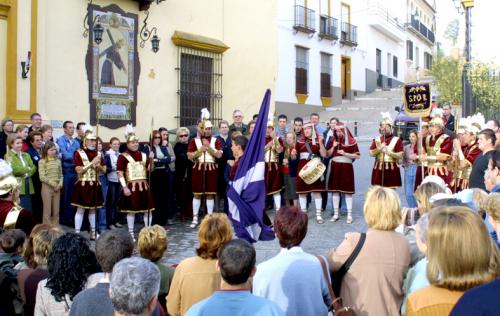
[106,181,122,227]
[60,169,77,226]
[404,164,418,208]
[98,175,108,231]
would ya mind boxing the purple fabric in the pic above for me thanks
[227,89,275,243]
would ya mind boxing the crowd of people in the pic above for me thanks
[0,106,499,316]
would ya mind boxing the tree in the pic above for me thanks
[430,55,463,106]
[444,19,460,47]
[469,61,500,119]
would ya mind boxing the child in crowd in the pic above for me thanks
[38,141,63,225]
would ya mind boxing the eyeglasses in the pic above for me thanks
[234,115,242,118]
[179,134,188,138]
[153,136,161,139]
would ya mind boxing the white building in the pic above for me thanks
[275,0,435,113]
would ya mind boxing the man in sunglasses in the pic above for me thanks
[229,109,248,137]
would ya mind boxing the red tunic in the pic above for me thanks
[370,135,403,188]
[188,136,223,195]
[229,158,241,181]
[117,150,154,213]
[70,149,105,209]
[264,136,283,195]
[0,200,34,235]
[424,132,453,186]
[452,142,481,192]
[295,139,324,194]
[326,138,359,194]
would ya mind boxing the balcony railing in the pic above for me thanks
[409,14,435,44]
[294,5,316,34]
[319,15,338,40]
[340,22,358,46]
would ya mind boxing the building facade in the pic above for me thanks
[275,0,435,112]
[0,0,277,140]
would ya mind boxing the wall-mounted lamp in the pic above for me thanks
[21,51,31,79]
[83,13,104,45]
[140,10,160,53]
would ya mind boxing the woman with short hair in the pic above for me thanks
[327,186,410,315]
[406,206,500,315]
[173,127,193,221]
[166,213,233,316]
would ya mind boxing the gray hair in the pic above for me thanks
[415,213,430,244]
[110,257,160,315]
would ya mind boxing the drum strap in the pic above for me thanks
[304,141,314,160]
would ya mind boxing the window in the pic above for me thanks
[393,56,398,78]
[424,52,433,70]
[320,53,332,97]
[407,40,413,61]
[295,47,309,95]
[177,47,223,127]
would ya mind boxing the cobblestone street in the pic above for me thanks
[162,141,407,265]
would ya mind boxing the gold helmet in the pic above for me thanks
[125,123,139,143]
[199,108,213,130]
[0,159,19,196]
[81,124,97,149]
[379,112,393,127]
[429,108,445,128]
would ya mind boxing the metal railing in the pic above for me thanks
[409,14,435,44]
[340,22,358,45]
[319,15,338,39]
[294,5,315,33]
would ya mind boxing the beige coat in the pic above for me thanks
[166,256,220,316]
[327,229,410,316]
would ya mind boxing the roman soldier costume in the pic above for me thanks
[451,114,484,192]
[264,117,283,211]
[295,121,326,224]
[188,108,223,228]
[0,159,34,235]
[422,112,453,187]
[117,124,155,241]
[71,126,105,240]
[369,113,403,188]
[326,122,359,223]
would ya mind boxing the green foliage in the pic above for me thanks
[429,55,463,106]
[469,62,500,120]
[444,19,460,47]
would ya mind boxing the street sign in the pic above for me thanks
[403,83,432,118]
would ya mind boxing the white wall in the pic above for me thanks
[0,19,6,119]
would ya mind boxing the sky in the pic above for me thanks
[436,0,500,63]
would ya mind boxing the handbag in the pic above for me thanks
[316,255,356,316]
[331,233,366,297]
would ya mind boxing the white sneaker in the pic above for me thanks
[346,215,353,224]
[190,217,198,228]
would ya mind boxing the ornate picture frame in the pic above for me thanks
[85,4,140,128]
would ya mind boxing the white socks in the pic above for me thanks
[192,198,201,218]
[206,198,214,215]
[75,208,95,233]
[299,195,307,212]
[273,194,281,211]
[144,212,152,227]
[127,214,135,233]
[345,194,353,210]
[75,208,84,233]
[313,193,322,212]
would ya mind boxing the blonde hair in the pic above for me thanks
[472,188,489,217]
[414,182,445,214]
[32,226,64,266]
[363,186,401,231]
[137,225,167,262]
[196,213,233,259]
[176,127,189,138]
[484,193,500,221]
[426,206,500,291]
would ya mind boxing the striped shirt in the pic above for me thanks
[38,157,63,188]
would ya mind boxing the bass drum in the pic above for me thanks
[298,157,326,185]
